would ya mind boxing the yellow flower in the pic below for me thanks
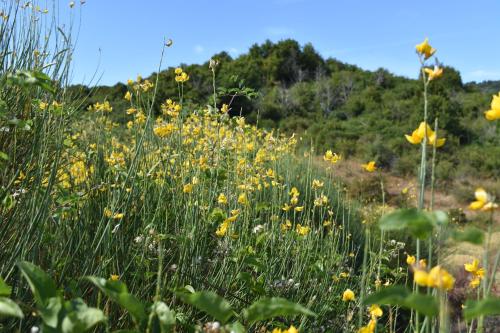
[464,259,480,274]
[405,122,445,147]
[361,161,377,172]
[216,221,229,237]
[238,193,248,205]
[484,92,500,120]
[342,289,355,302]
[272,325,298,333]
[174,67,183,75]
[39,101,48,110]
[217,193,228,204]
[221,104,229,113]
[358,319,377,333]
[414,266,454,291]
[294,206,304,212]
[470,276,481,289]
[183,184,193,194]
[469,188,498,211]
[424,66,444,81]
[312,179,324,189]
[124,91,132,101]
[413,269,430,287]
[110,274,119,281]
[415,38,436,59]
[175,71,189,83]
[295,224,310,236]
[369,304,383,319]
[281,219,292,231]
[406,254,416,265]
[465,259,486,288]
[428,266,455,291]
[323,150,341,164]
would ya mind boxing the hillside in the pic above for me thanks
[71,39,500,184]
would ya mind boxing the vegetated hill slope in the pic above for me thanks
[70,39,500,182]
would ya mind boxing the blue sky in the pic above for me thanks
[68,0,500,86]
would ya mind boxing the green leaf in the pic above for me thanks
[379,208,443,239]
[0,297,24,319]
[61,298,106,333]
[175,291,234,324]
[0,151,8,162]
[17,261,57,307]
[243,297,316,324]
[39,297,62,328]
[226,321,246,333]
[86,277,145,324]
[152,301,176,333]
[464,297,500,321]
[452,227,484,245]
[0,278,12,297]
[364,285,438,317]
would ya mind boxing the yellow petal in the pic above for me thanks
[484,109,500,121]
[469,200,484,211]
[405,134,421,144]
[491,93,500,110]
[474,188,488,203]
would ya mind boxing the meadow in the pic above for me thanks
[0,1,499,333]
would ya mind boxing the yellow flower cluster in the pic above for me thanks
[323,150,341,164]
[87,101,113,113]
[412,265,455,291]
[174,67,190,83]
[161,99,182,118]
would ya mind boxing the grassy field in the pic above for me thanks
[0,2,499,333]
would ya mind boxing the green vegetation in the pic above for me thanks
[79,39,499,183]
[1,1,499,333]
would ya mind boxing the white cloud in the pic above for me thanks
[194,45,204,54]
[228,47,240,56]
[468,69,500,81]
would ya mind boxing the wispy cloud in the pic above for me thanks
[228,47,240,56]
[194,45,204,54]
[264,26,294,37]
[468,69,500,81]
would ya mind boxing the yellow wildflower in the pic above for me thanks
[183,184,193,194]
[484,92,500,120]
[217,193,228,205]
[415,38,436,59]
[369,304,383,319]
[342,289,355,302]
[424,66,444,81]
[406,254,416,265]
[469,188,498,211]
[361,161,377,172]
[110,274,119,281]
[405,122,446,147]
[174,67,183,75]
[221,104,229,113]
[312,179,324,189]
[238,193,248,205]
[295,224,310,236]
[358,319,376,333]
[323,150,341,164]
[124,91,132,101]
